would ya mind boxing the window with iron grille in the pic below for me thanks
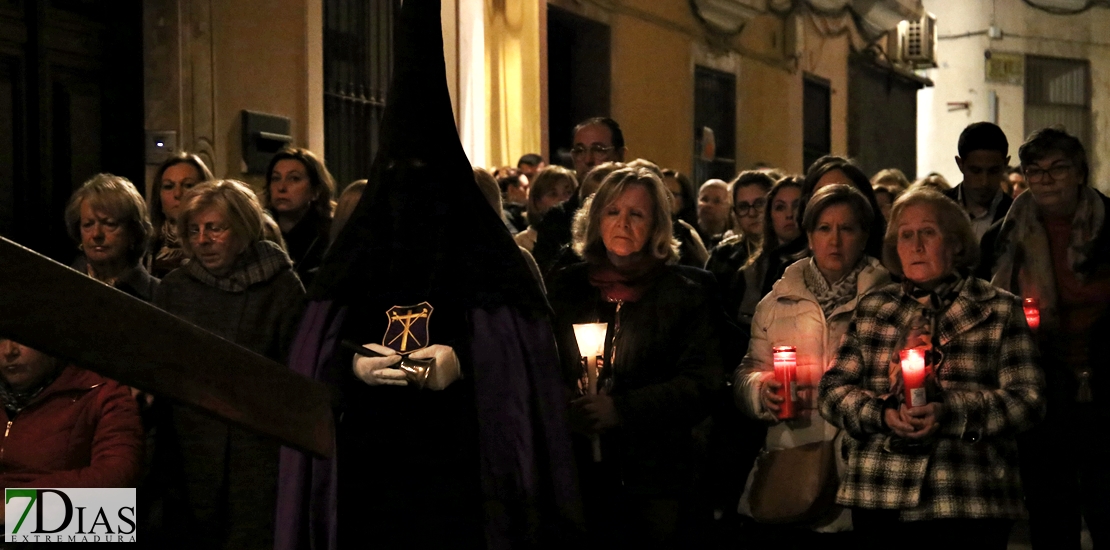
[324,0,399,191]
[1024,55,1091,153]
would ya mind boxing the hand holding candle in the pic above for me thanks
[572,322,608,461]
[772,346,798,420]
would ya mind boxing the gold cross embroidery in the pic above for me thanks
[387,307,429,352]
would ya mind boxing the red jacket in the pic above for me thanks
[0,366,143,489]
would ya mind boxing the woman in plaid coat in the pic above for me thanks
[818,188,1045,549]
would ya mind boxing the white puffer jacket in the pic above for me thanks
[734,256,890,531]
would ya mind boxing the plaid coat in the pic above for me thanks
[818,276,1045,521]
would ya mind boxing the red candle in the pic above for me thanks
[901,347,927,408]
[772,345,798,420]
[1023,297,1040,331]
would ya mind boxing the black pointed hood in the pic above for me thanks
[312,0,547,316]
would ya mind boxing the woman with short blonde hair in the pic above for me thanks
[154,179,305,549]
[64,173,158,300]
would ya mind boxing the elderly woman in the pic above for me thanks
[263,148,336,286]
[818,188,1044,549]
[65,173,158,301]
[991,127,1110,548]
[735,185,890,542]
[514,165,577,252]
[547,166,728,546]
[0,339,143,494]
[733,176,807,326]
[150,152,215,277]
[154,180,305,550]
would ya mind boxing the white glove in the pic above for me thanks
[352,343,408,386]
[408,344,461,391]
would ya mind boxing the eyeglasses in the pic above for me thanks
[1023,163,1073,184]
[187,223,231,240]
[734,198,767,217]
[570,144,616,159]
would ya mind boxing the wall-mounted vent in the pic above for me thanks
[889,12,937,69]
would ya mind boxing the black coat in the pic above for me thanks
[153,245,305,549]
[547,262,727,496]
[278,208,332,289]
[71,256,160,302]
[532,195,580,278]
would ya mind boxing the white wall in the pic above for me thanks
[918,0,1110,191]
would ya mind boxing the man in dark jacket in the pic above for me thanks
[946,122,1013,277]
[531,118,626,276]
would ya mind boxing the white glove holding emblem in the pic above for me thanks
[352,343,409,386]
[407,344,462,391]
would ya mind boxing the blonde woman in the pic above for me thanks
[64,173,158,301]
[154,180,305,550]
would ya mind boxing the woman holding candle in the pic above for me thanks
[734,184,890,543]
[990,127,1110,548]
[818,187,1045,549]
[547,165,730,546]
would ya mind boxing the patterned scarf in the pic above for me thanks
[803,256,865,318]
[991,185,1105,329]
[185,240,293,292]
[899,272,967,363]
[0,368,60,415]
[155,220,185,265]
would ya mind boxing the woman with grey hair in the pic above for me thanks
[734,184,889,541]
[153,179,305,550]
[546,166,730,546]
[65,173,158,301]
[818,188,1044,549]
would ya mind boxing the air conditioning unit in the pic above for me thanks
[889,12,937,69]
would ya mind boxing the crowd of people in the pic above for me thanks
[0,113,1103,550]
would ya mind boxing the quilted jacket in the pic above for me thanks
[0,366,143,489]
[818,276,1045,520]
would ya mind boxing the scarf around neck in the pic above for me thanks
[156,219,185,264]
[0,367,60,415]
[185,240,293,293]
[587,255,665,303]
[991,185,1105,326]
[803,256,865,318]
[900,272,967,355]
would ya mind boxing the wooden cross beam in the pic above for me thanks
[0,237,335,458]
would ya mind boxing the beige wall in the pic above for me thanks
[144,0,321,195]
[546,0,868,177]
[919,0,1110,190]
[610,9,695,174]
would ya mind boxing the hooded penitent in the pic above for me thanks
[274,2,581,549]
